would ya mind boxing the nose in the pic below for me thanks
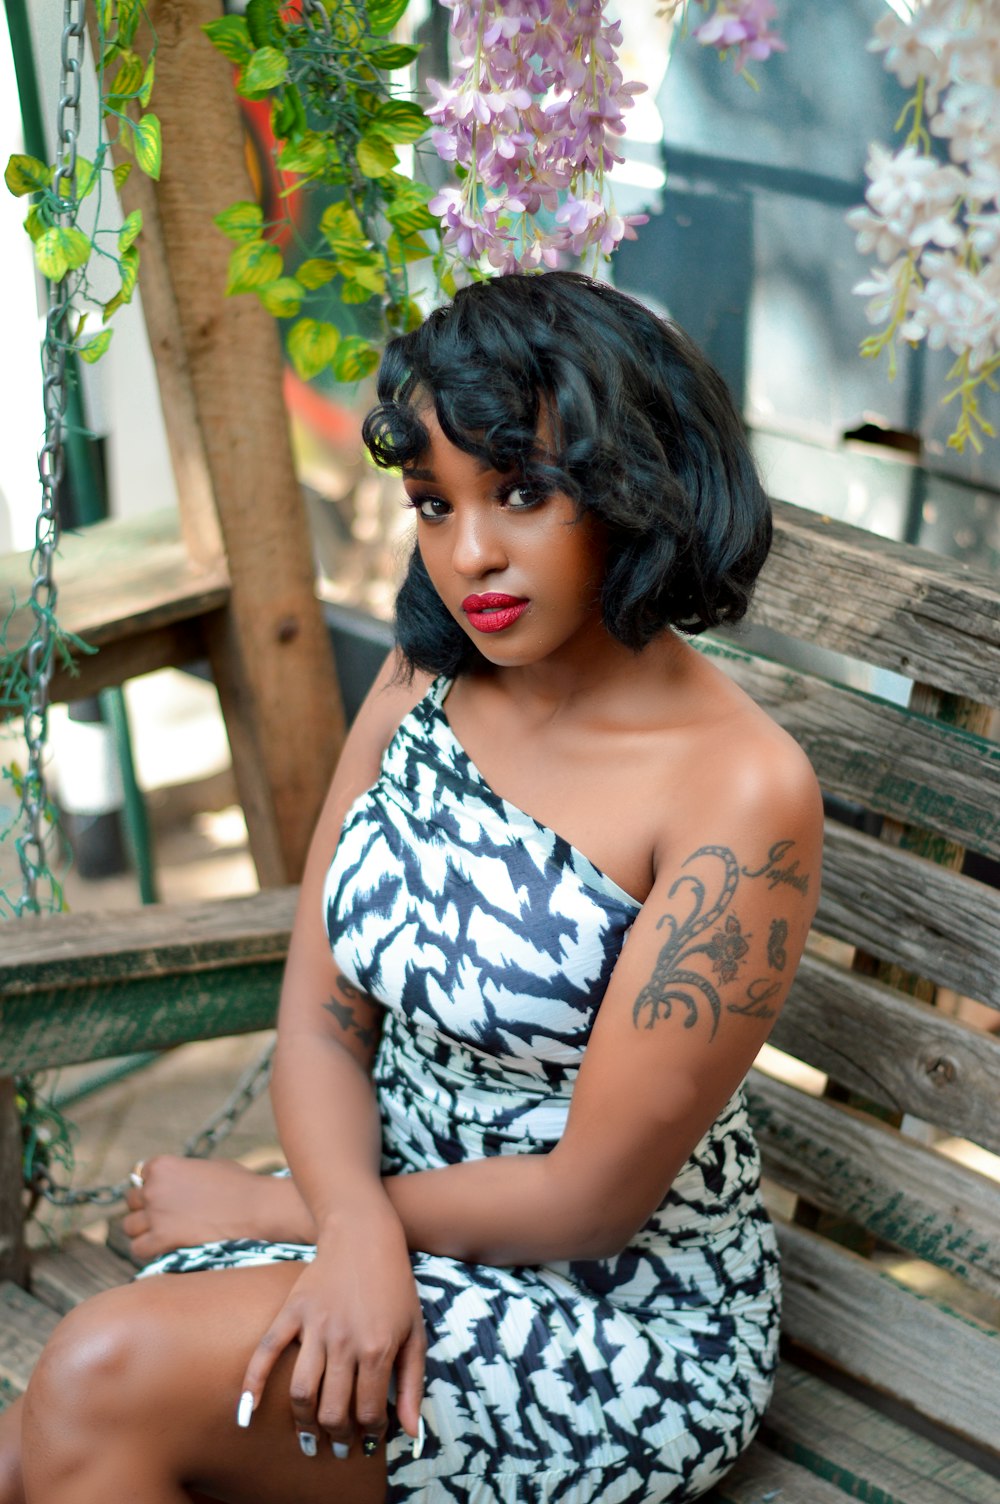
[450,504,508,580]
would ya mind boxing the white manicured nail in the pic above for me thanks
[332,1441,350,1460]
[236,1390,254,1428]
[298,1431,318,1458]
[412,1414,426,1459]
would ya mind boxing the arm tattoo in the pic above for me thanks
[767,918,788,971]
[633,842,804,1038]
[632,845,739,1039]
[322,974,378,1049]
[741,839,810,895]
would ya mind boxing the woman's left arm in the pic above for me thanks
[386,744,823,1265]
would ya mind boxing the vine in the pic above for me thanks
[204,0,442,383]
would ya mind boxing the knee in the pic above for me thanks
[24,1286,156,1454]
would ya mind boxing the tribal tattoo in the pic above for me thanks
[632,841,810,1038]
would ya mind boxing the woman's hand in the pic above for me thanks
[237,1198,425,1459]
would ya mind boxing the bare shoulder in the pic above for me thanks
[653,652,824,908]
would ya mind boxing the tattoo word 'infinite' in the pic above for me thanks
[741,839,810,896]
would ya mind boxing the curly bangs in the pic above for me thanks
[361,271,771,677]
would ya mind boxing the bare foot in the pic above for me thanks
[122,1155,316,1262]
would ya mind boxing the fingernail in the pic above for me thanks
[298,1431,318,1458]
[362,1434,380,1457]
[332,1441,350,1460]
[412,1413,426,1459]
[236,1390,254,1429]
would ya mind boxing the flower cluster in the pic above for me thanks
[425,0,648,275]
[657,0,786,76]
[849,0,1000,451]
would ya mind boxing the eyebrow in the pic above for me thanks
[402,467,436,481]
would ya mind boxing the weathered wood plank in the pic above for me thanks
[764,1364,1000,1504]
[0,963,283,1076]
[700,639,1000,861]
[772,953,1000,1155]
[756,501,1000,707]
[0,1080,25,1285]
[817,821,1000,1012]
[706,1438,854,1504]
[0,889,296,993]
[31,1238,136,1316]
[0,511,230,658]
[137,0,345,886]
[776,1219,1000,1457]
[0,1282,60,1397]
[45,616,216,704]
[748,1070,1000,1296]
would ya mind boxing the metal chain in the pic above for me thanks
[29,1039,276,1208]
[16,0,86,916]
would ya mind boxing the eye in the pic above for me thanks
[503,484,546,511]
[406,494,451,521]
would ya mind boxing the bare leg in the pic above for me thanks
[0,1395,221,1504]
[123,1156,316,1262]
[21,1265,390,1504]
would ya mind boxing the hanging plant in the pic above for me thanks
[205,0,442,385]
[4,0,161,367]
[849,0,1000,454]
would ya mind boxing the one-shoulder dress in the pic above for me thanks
[141,676,781,1503]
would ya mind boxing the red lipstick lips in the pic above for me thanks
[461,593,528,633]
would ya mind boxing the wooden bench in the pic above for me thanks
[2,498,1000,1503]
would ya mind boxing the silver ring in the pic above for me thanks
[129,1159,146,1189]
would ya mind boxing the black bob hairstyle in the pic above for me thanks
[361,271,771,678]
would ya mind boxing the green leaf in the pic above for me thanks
[333,336,380,382]
[78,328,113,364]
[116,0,142,48]
[296,257,337,289]
[202,15,254,64]
[339,279,373,305]
[367,0,410,37]
[109,49,144,99]
[246,0,283,47]
[385,179,438,236]
[277,132,326,176]
[138,54,156,108]
[243,46,288,93]
[287,317,339,381]
[97,0,114,37]
[343,259,385,295]
[113,161,132,191]
[34,225,91,281]
[118,208,143,253]
[258,277,304,317]
[226,237,283,294]
[4,154,52,197]
[73,156,99,200]
[103,244,140,320]
[357,134,398,178]
[387,228,432,265]
[319,202,368,254]
[369,99,427,144]
[366,42,421,70]
[134,114,162,179]
[23,205,46,242]
[214,201,264,242]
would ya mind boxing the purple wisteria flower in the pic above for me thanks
[425,0,649,275]
[692,0,786,74]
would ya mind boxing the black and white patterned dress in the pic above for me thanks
[141,676,781,1502]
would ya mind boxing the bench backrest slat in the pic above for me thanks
[749,1069,1000,1299]
[760,501,1000,705]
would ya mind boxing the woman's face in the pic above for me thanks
[402,407,608,671]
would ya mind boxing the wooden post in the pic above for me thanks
[0,1079,26,1286]
[111,1,346,885]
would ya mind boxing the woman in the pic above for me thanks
[8,272,821,1503]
